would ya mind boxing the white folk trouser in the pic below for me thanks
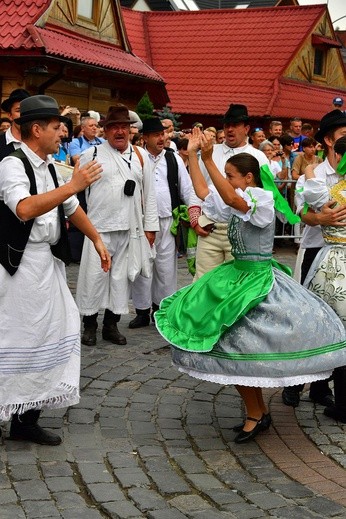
[194,223,232,281]
[131,216,177,309]
[76,230,130,316]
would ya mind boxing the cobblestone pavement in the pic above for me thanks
[1,245,345,519]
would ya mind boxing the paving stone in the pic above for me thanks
[303,496,346,516]
[78,462,114,484]
[246,492,288,510]
[0,504,26,519]
[113,467,151,488]
[0,488,19,504]
[148,471,190,494]
[87,482,125,502]
[9,463,41,482]
[147,510,189,519]
[169,494,213,513]
[101,500,143,518]
[13,480,51,501]
[45,476,79,492]
[21,500,61,518]
[127,487,170,511]
[53,491,87,509]
[186,473,225,490]
[60,507,104,518]
[41,461,74,478]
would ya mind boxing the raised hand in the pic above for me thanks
[200,131,214,163]
[70,159,102,193]
[188,127,202,154]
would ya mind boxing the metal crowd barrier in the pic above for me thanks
[273,179,303,240]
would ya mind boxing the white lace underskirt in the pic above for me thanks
[176,365,333,388]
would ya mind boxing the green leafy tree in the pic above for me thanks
[136,92,154,121]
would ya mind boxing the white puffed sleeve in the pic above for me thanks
[303,178,329,211]
[231,187,274,228]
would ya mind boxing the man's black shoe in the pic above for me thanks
[129,314,150,329]
[102,324,127,345]
[9,423,62,445]
[310,393,334,407]
[282,387,300,407]
[81,326,97,346]
[323,405,346,423]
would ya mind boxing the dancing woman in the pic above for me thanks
[155,130,346,443]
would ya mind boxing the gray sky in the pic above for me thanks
[298,0,346,30]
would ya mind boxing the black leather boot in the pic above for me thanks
[151,303,160,323]
[282,385,303,407]
[102,309,127,345]
[81,313,98,346]
[324,366,346,423]
[129,308,150,329]
[9,410,62,445]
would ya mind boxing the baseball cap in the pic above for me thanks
[333,97,344,107]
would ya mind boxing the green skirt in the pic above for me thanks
[156,259,290,352]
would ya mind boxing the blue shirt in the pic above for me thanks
[69,135,105,161]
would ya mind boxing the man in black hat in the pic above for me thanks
[76,106,160,345]
[188,104,268,279]
[282,109,346,412]
[128,117,191,328]
[0,88,30,161]
[0,95,110,445]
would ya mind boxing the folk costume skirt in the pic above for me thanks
[155,259,346,387]
[0,242,80,421]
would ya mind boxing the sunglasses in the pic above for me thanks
[251,127,263,134]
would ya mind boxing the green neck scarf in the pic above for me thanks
[260,164,300,225]
[336,152,346,176]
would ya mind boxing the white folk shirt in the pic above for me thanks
[0,142,78,245]
[189,142,269,222]
[4,126,22,149]
[80,141,159,232]
[147,149,192,217]
[296,158,340,249]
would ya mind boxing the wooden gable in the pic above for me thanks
[284,13,345,89]
[37,0,128,48]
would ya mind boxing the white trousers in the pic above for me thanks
[131,216,177,309]
[194,223,232,281]
[76,230,130,316]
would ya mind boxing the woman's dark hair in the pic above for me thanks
[132,133,142,146]
[334,136,346,156]
[73,124,82,138]
[279,133,294,147]
[226,152,262,187]
[301,137,316,148]
[268,135,280,144]
[177,138,189,151]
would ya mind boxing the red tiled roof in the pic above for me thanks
[0,0,50,49]
[274,79,345,120]
[35,25,164,81]
[0,0,164,82]
[122,5,346,118]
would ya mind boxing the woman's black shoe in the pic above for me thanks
[233,413,271,433]
[234,415,264,444]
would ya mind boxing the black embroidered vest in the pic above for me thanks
[0,149,71,276]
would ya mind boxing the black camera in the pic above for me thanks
[124,179,136,196]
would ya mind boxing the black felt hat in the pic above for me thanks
[1,89,30,112]
[223,104,250,125]
[14,95,69,125]
[142,117,165,134]
[315,110,346,143]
